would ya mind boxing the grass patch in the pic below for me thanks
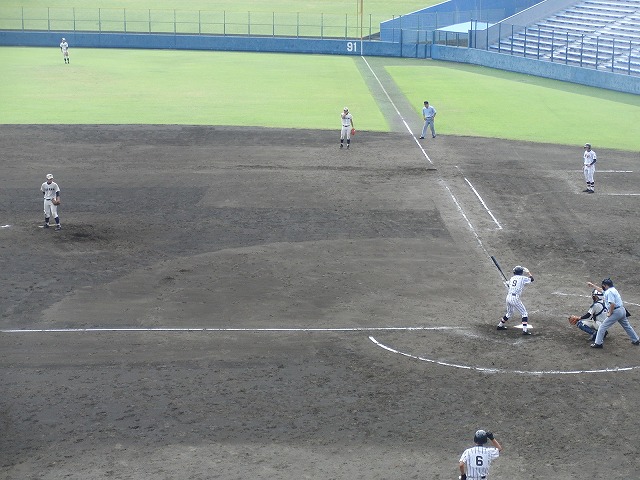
[388,61,640,151]
[0,47,388,130]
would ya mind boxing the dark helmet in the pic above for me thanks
[513,265,524,275]
[602,278,614,288]
[474,429,488,444]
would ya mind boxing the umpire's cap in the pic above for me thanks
[602,278,614,287]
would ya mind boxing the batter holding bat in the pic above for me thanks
[497,265,534,335]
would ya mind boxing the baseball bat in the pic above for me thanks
[490,255,509,283]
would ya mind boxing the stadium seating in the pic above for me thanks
[490,0,640,75]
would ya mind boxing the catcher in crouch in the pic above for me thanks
[568,289,608,342]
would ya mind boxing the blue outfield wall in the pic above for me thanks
[431,45,640,95]
[1,30,636,94]
[0,30,402,57]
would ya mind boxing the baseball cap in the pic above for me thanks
[46,173,54,179]
[343,107,349,111]
[584,143,591,148]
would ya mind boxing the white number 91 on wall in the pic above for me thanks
[346,42,358,52]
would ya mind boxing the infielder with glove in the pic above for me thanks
[340,107,354,149]
[583,143,596,193]
[41,173,62,230]
[497,265,534,335]
[458,429,502,480]
[587,278,640,348]
[568,288,608,342]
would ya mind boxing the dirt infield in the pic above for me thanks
[1,125,639,479]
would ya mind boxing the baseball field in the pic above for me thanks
[2,3,640,479]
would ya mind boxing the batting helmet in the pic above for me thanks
[474,429,488,444]
[513,265,524,275]
[602,278,614,287]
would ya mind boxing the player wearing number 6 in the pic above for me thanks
[458,429,502,480]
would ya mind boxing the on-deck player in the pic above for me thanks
[340,107,354,149]
[458,429,502,480]
[497,265,534,335]
[41,173,62,230]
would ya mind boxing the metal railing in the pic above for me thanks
[0,6,398,39]
[438,21,640,77]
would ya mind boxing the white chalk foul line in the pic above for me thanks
[0,326,461,334]
[361,56,434,166]
[368,336,638,375]
[464,177,502,230]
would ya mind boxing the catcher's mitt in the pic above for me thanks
[52,198,61,206]
[568,315,580,325]
[350,128,356,136]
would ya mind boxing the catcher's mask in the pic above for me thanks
[513,265,524,275]
[474,430,488,445]
[592,289,603,299]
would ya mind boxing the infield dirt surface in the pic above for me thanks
[1,125,639,479]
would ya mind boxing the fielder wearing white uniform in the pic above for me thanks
[589,278,640,348]
[459,430,502,480]
[340,107,353,149]
[583,143,596,193]
[41,173,62,230]
[497,265,534,334]
[420,101,436,139]
[60,38,69,64]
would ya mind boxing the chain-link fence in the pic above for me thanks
[0,6,400,39]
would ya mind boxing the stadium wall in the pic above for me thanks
[0,30,405,57]
[432,45,640,95]
[1,30,636,93]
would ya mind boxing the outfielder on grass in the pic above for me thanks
[497,265,534,335]
[60,38,70,64]
[458,429,502,480]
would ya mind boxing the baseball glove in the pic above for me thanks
[52,198,61,206]
[569,315,580,325]
[350,128,356,136]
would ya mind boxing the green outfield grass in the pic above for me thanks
[2,47,639,151]
[0,47,388,129]
[388,61,640,151]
